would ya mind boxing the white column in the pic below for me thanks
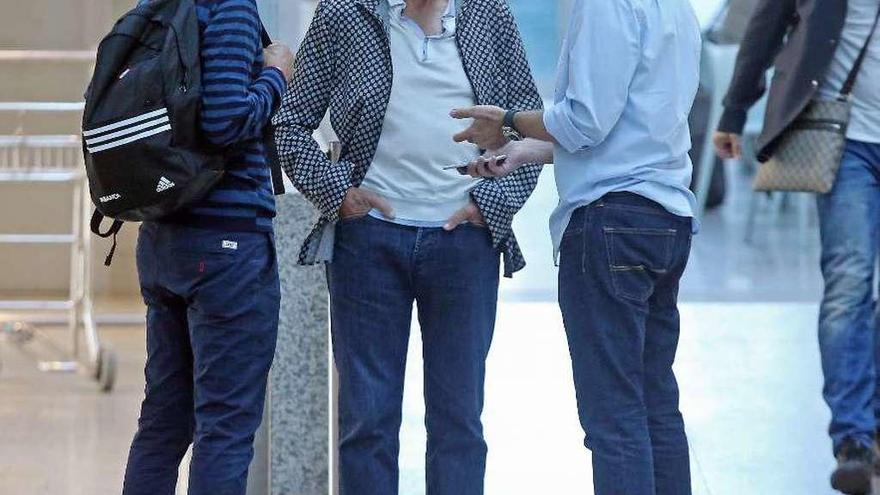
[249,2,329,495]
[261,0,318,49]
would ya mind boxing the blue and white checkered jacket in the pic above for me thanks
[273,0,543,277]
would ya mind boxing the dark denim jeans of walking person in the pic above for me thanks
[558,193,693,495]
[327,215,500,495]
[123,223,280,495]
[817,139,880,454]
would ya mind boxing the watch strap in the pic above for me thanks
[503,109,519,131]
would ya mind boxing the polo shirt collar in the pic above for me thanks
[387,0,457,22]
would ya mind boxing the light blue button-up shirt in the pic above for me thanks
[544,0,702,257]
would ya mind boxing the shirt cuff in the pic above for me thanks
[717,107,748,135]
[470,180,513,250]
[317,161,354,222]
[261,67,288,99]
[543,101,589,154]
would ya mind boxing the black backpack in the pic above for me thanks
[82,0,284,264]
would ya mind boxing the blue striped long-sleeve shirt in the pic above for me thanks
[170,0,286,232]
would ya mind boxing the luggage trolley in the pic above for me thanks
[0,102,117,392]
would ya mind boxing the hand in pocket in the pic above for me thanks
[339,187,395,220]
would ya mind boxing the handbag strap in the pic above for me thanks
[841,6,880,97]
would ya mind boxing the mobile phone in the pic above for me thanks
[442,155,508,175]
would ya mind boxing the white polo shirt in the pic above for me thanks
[360,0,480,226]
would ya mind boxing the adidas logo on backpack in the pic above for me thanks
[156,177,175,193]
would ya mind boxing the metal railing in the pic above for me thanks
[0,101,116,392]
[0,50,95,62]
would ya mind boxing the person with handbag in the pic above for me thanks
[713,1,880,492]
[272,0,543,493]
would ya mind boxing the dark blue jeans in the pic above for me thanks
[817,139,880,453]
[558,193,693,495]
[123,223,280,495]
[327,215,500,495]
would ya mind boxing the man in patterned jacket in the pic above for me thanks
[273,0,541,493]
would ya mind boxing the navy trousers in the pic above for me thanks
[123,222,279,495]
[558,193,693,495]
[327,215,500,495]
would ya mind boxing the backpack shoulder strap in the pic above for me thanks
[257,21,287,196]
[259,21,272,49]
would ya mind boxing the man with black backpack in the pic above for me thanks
[102,1,293,494]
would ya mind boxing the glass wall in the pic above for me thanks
[508,1,563,95]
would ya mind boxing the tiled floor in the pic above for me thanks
[0,324,144,495]
[399,302,838,495]
[1,303,848,495]
[0,165,863,495]
[395,165,854,494]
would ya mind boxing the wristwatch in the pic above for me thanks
[502,109,523,142]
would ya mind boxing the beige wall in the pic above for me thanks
[0,184,139,297]
[0,0,140,298]
[0,0,132,50]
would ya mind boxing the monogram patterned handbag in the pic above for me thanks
[754,7,880,193]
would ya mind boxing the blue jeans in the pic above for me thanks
[817,139,880,453]
[123,223,280,495]
[558,193,693,495]
[327,215,500,495]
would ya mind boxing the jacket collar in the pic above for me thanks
[354,0,387,25]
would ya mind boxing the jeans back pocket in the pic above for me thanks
[604,227,677,302]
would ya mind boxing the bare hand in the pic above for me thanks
[443,201,486,231]
[264,43,294,82]
[713,132,742,160]
[451,105,508,151]
[465,141,527,179]
[339,187,395,220]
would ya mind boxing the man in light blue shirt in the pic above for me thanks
[451,0,701,493]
